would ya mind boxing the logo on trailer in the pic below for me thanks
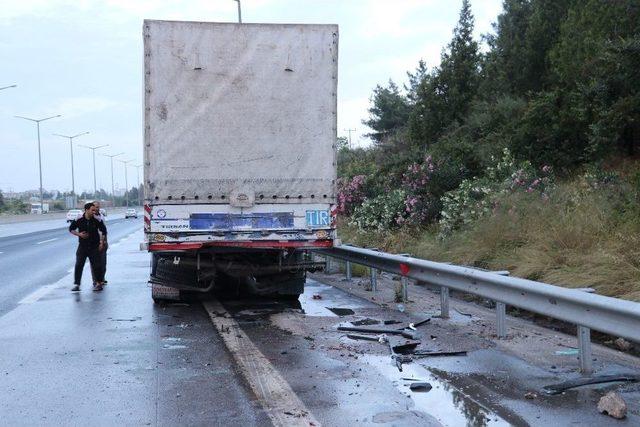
[156,209,166,219]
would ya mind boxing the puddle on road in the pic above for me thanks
[298,279,377,317]
[361,354,511,427]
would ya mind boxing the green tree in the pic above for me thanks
[409,0,480,147]
[363,80,411,143]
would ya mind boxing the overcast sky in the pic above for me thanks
[0,0,503,193]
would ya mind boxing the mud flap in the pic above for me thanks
[151,283,182,302]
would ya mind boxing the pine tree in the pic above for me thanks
[363,80,410,144]
[409,0,480,147]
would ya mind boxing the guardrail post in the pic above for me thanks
[496,302,507,338]
[577,325,593,374]
[370,267,377,292]
[401,277,408,303]
[440,287,450,319]
[345,261,352,281]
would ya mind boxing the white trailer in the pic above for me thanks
[142,20,338,300]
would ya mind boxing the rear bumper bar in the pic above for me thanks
[146,240,333,252]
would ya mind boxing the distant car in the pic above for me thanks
[125,208,138,219]
[66,209,83,222]
[99,208,107,217]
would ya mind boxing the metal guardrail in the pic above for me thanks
[318,245,640,374]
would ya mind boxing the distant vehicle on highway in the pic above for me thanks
[125,208,138,219]
[30,203,50,214]
[66,209,83,222]
[99,208,107,217]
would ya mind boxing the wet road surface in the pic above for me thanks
[0,223,639,426]
[0,216,141,316]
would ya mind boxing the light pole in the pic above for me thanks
[101,152,124,207]
[15,114,62,213]
[53,131,89,205]
[344,128,356,149]
[0,84,17,91]
[133,164,143,206]
[233,0,242,23]
[78,144,109,198]
[117,159,133,207]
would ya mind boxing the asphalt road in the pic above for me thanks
[0,220,638,426]
[0,216,142,316]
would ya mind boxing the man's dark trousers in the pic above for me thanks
[74,245,103,285]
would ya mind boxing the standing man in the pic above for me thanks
[69,202,107,292]
[93,201,108,285]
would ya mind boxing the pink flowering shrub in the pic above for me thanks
[336,175,367,215]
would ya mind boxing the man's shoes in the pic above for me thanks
[93,284,103,292]
[71,285,80,292]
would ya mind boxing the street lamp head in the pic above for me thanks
[15,114,61,123]
[79,144,109,151]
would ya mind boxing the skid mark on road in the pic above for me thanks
[203,299,320,427]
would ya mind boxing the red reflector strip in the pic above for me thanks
[149,240,333,251]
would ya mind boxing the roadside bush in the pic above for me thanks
[350,189,407,231]
[439,149,554,237]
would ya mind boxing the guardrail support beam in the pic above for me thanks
[496,302,507,338]
[345,261,352,281]
[440,287,450,319]
[401,277,408,303]
[578,325,593,374]
[370,267,377,292]
[325,256,333,274]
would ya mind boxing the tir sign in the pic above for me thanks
[306,210,329,227]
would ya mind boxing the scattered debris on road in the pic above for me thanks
[453,308,473,317]
[614,338,632,352]
[554,348,579,356]
[542,375,640,395]
[312,294,322,300]
[409,382,433,392]
[337,325,420,340]
[412,350,467,358]
[351,318,380,326]
[597,391,627,419]
[525,392,538,399]
[327,307,355,316]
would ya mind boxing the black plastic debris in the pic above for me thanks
[351,318,380,326]
[412,350,467,358]
[328,307,355,316]
[409,382,433,392]
[542,375,640,395]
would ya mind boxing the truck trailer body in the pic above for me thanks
[142,20,338,299]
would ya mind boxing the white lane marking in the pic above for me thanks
[18,284,59,304]
[0,251,4,254]
[203,300,319,427]
[36,238,58,245]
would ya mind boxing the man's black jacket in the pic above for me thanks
[68,215,107,248]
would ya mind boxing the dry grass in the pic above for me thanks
[338,180,640,301]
